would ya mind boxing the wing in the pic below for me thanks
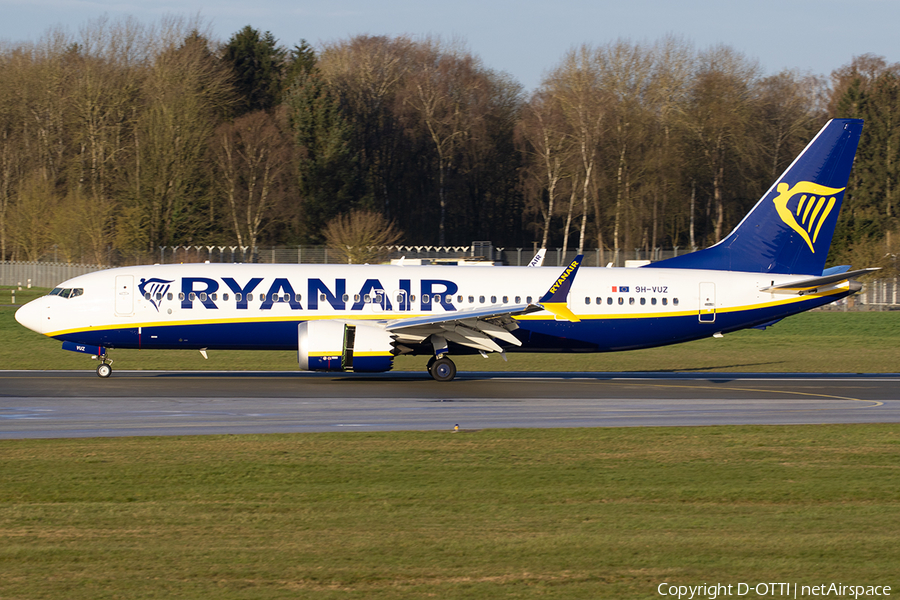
[382,255,584,356]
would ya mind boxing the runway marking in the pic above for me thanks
[604,381,885,410]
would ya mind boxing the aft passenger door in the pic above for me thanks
[115,275,134,316]
[699,282,715,323]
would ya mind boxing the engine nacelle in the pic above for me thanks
[297,321,395,373]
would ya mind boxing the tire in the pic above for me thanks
[97,363,112,378]
[430,357,456,382]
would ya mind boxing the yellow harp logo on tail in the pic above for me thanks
[772,181,844,253]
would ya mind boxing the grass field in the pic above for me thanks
[3,285,900,373]
[2,287,899,598]
[1,426,898,599]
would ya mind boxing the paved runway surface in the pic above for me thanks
[1,371,899,438]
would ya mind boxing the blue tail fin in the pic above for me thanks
[653,119,863,275]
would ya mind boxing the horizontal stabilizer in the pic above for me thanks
[759,268,879,293]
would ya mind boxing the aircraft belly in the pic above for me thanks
[515,290,849,352]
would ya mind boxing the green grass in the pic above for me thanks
[4,285,900,372]
[1,426,898,598]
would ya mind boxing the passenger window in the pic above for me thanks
[618,297,624,305]
[200,292,207,301]
[223,293,230,301]
[145,292,151,300]
[375,294,383,304]
[189,292,196,301]
[167,293,173,301]
[585,297,591,305]
[354,294,361,302]
[640,297,646,305]
[155,293,162,301]
[211,293,217,301]
[490,295,497,303]
[342,294,350,302]
[410,295,416,302]
[235,293,242,302]
[503,296,509,303]
[515,296,521,303]
[673,298,679,306]
[607,297,613,305]
[422,294,430,303]
[178,292,185,301]
[295,294,302,302]
[651,297,657,305]
[629,297,635,305]
[248,293,254,301]
[662,298,668,306]
[479,296,485,304]
[260,293,266,302]
[457,295,464,303]
[526,296,533,303]
[468,296,475,303]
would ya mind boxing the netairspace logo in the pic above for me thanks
[657,582,892,600]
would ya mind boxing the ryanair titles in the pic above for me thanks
[176,276,459,312]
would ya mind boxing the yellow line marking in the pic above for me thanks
[603,381,884,409]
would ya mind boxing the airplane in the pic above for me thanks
[15,118,874,382]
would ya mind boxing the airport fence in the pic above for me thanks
[150,243,688,267]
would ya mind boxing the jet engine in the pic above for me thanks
[297,321,395,373]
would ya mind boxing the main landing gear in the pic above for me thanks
[427,355,457,382]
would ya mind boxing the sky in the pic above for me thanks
[1,0,898,93]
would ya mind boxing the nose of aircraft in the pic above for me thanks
[15,299,44,335]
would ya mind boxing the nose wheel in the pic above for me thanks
[427,356,457,382]
[96,363,112,378]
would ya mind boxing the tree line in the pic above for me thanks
[0,16,897,271]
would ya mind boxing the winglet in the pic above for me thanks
[537,254,583,321]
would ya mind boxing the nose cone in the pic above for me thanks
[15,299,44,335]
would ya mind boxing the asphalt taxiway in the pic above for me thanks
[2,371,899,438]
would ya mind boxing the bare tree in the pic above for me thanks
[545,45,605,254]
[9,172,56,260]
[403,38,485,245]
[680,45,760,243]
[517,90,571,249]
[324,209,402,264]
[214,109,292,251]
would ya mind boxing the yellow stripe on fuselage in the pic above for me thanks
[45,287,844,338]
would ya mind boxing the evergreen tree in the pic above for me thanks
[222,26,286,115]
[286,65,361,242]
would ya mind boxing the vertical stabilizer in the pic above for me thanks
[653,119,863,275]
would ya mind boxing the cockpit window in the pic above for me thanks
[48,287,83,299]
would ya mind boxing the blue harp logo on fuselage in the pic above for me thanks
[138,278,173,311]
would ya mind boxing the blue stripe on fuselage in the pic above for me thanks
[52,290,849,354]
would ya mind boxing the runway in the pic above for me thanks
[1,371,899,439]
